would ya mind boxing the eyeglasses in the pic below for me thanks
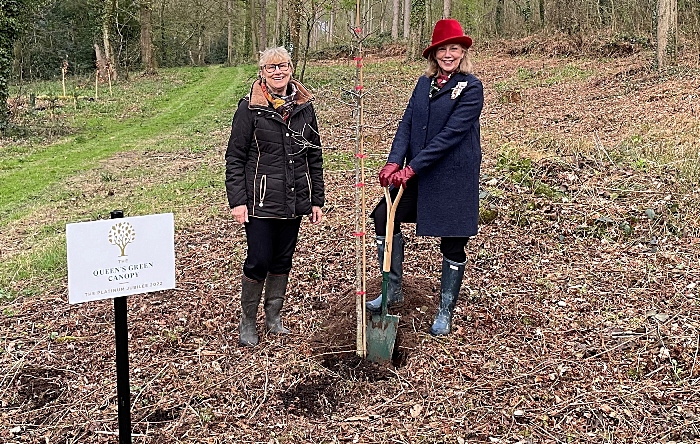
[261,62,291,73]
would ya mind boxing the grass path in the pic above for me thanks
[0,65,252,222]
[0,65,253,297]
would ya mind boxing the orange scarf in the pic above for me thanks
[260,81,297,121]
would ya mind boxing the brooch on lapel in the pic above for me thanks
[450,81,469,100]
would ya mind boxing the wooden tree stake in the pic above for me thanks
[353,1,368,359]
[107,61,113,96]
[62,60,68,97]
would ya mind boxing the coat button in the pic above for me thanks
[286,133,290,136]
[289,159,293,164]
[291,187,295,191]
[422,126,426,130]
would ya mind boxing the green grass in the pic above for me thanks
[0,242,66,297]
[1,65,255,223]
[0,65,256,299]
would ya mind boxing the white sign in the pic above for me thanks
[67,213,176,304]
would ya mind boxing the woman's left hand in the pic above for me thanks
[309,206,323,224]
[390,165,416,188]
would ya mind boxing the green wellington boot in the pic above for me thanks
[366,232,405,313]
[429,257,466,336]
[264,274,291,335]
[239,276,264,347]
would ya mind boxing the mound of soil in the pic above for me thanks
[310,275,438,368]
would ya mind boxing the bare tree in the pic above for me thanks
[274,0,283,45]
[495,0,504,35]
[102,0,118,78]
[249,0,258,57]
[227,0,233,65]
[403,0,410,38]
[443,0,450,18]
[94,44,110,80]
[0,0,23,131]
[407,0,425,60]
[140,0,158,74]
[289,0,301,67]
[392,0,400,39]
[656,0,678,69]
[259,0,267,50]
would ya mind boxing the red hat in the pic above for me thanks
[422,19,473,58]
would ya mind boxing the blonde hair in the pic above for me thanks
[424,45,473,77]
[259,47,294,72]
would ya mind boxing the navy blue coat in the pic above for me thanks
[387,72,483,237]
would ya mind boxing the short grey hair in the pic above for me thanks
[259,47,293,71]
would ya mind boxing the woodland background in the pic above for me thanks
[2,0,700,442]
[1,0,699,84]
[0,0,697,130]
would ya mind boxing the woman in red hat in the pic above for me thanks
[367,19,483,336]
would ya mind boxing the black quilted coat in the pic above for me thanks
[225,79,324,219]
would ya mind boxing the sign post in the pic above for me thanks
[66,211,176,443]
[111,210,132,444]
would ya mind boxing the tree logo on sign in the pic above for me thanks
[108,222,136,256]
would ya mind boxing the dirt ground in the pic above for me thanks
[2,37,700,443]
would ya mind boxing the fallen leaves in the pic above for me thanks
[2,48,700,443]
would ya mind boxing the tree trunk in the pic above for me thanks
[259,0,267,50]
[197,32,204,64]
[0,0,22,131]
[275,0,282,45]
[102,0,118,79]
[160,0,167,66]
[366,0,372,35]
[94,44,110,80]
[140,0,157,74]
[227,0,233,65]
[299,0,316,83]
[597,0,611,26]
[289,0,301,67]
[443,0,451,18]
[250,0,258,57]
[392,0,400,39]
[539,0,545,28]
[495,0,504,36]
[656,0,678,69]
[407,0,425,61]
[425,0,429,33]
[403,0,410,38]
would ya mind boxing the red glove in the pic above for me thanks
[390,165,416,188]
[378,163,400,187]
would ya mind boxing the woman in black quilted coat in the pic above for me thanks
[225,47,324,347]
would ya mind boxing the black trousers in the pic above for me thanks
[243,217,302,282]
[372,181,469,263]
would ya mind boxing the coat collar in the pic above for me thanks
[248,78,314,109]
[430,72,468,100]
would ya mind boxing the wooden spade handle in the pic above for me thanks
[382,185,405,273]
